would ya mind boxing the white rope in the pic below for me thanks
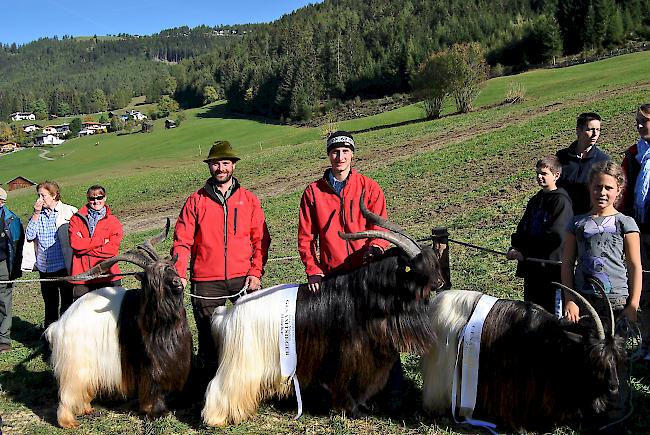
[0,272,140,285]
[188,284,249,300]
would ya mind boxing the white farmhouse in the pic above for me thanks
[35,134,65,145]
[11,112,36,121]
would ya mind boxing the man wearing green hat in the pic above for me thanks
[172,140,271,372]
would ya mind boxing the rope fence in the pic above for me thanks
[3,234,649,286]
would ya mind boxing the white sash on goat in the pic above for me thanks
[277,283,303,420]
[451,294,499,435]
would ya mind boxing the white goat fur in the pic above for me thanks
[202,286,293,426]
[45,287,127,426]
[421,290,483,413]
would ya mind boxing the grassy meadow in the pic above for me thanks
[2,50,650,434]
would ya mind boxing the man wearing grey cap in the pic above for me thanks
[0,187,24,353]
[298,130,390,292]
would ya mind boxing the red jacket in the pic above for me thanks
[172,179,271,282]
[68,205,123,285]
[298,169,390,276]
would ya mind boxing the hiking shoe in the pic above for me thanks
[0,343,11,353]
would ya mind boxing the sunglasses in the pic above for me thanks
[87,195,105,201]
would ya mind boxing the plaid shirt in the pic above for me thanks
[25,207,66,272]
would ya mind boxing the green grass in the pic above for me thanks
[3,50,650,434]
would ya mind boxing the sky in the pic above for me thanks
[0,0,320,45]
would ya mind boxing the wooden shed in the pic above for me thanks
[6,176,36,191]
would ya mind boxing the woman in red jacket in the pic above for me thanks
[68,185,123,300]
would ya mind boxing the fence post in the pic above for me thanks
[431,227,451,290]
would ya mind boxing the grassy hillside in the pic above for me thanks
[2,51,650,434]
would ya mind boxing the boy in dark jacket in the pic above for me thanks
[507,156,573,313]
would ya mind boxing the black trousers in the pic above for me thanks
[39,269,73,329]
[73,280,122,301]
[191,276,247,365]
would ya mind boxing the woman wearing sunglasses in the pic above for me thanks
[68,185,123,300]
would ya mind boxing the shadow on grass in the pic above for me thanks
[10,316,44,350]
[196,104,282,126]
[0,348,59,426]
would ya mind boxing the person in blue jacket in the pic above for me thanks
[0,187,24,353]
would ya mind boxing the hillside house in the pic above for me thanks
[35,134,64,145]
[0,141,18,153]
[42,126,58,135]
[55,124,70,134]
[22,124,42,133]
[78,128,95,136]
[127,110,147,121]
[83,122,107,133]
[6,176,36,191]
[165,119,176,129]
[10,112,35,121]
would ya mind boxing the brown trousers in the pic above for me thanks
[191,276,247,365]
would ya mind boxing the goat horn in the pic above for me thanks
[66,252,150,281]
[65,220,172,281]
[587,277,615,338]
[358,190,421,248]
[138,218,171,259]
[338,230,421,259]
[552,281,605,340]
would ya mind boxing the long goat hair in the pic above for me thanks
[421,287,625,432]
[202,193,443,426]
[45,220,192,428]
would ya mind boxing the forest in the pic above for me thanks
[1,0,648,122]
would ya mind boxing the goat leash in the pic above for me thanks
[187,283,250,300]
[0,272,141,285]
[417,236,562,266]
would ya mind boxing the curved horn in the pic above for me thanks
[137,218,171,260]
[553,281,605,340]
[339,230,421,259]
[66,220,172,281]
[358,190,422,248]
[588,277,615,338]
[66,252,150,281]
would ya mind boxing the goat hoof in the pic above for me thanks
[58,418,80,429]
[58,407,80,428]
[204,415,228,427]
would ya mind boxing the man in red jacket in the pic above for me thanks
[172,141,271,368]
[298,131,402,411]
[298,130,390,292]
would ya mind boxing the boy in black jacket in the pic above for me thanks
[507,156,573,313]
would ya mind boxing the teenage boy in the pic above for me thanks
[507,156,573,312]
[556,112,610,215]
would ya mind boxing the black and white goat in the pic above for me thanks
[421,285,625,432]
[45,220,192,428]
[202,199,443,426]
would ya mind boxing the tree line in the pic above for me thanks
[0,25,249,120]
[1,0,648,123]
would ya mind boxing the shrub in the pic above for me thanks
[503,82,526,104]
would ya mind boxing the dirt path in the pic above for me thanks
[119,82,650,234]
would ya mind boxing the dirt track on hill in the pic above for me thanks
[120,82,650,235]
